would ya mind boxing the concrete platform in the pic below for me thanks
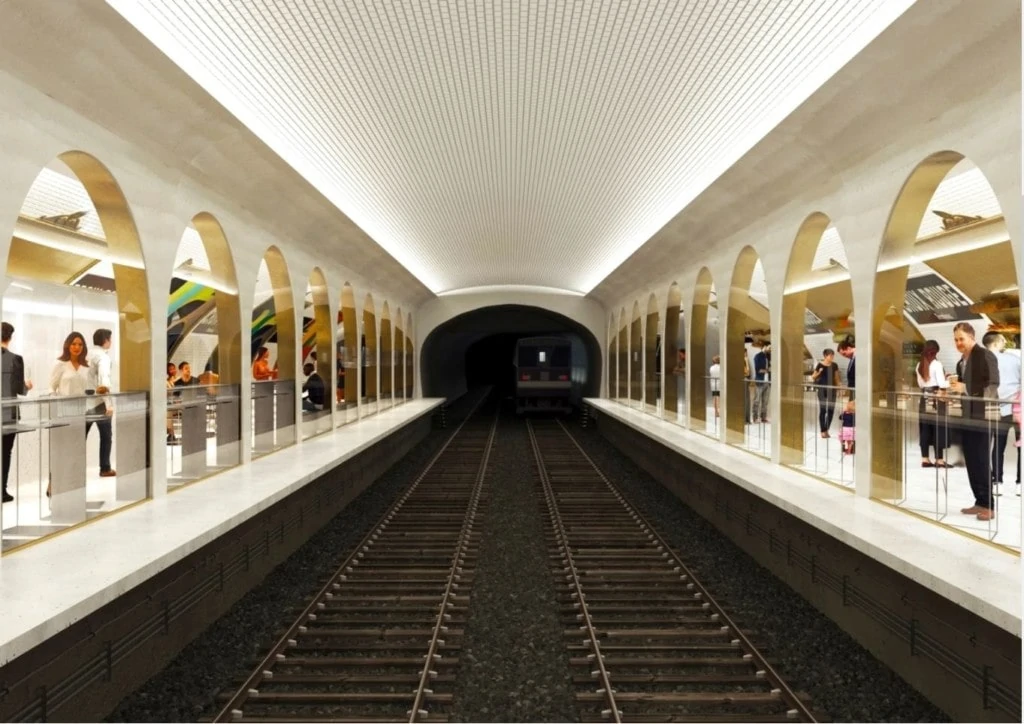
[586,398,1021,636]
[0,399,444,667]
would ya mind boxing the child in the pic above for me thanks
[840,398,856,456]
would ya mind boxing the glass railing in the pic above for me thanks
[251,380,295,458]
[166,383,241,489]
[301,379,333,440]
[779,382,855,489]
[1,391,150,552]
[735,379,772,458]
[699,375,721,439]
[874,390,1020,550]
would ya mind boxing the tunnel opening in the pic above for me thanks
[421,304,602,406]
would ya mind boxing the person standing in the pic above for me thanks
[838,336,856,399]
[753,342,770,423]
[86,329,116,478]
[811,348,840,437]
[916,340,951,468]
[1,322,33,502]
[983,332,1021,496]
[950,323,999,521]
[708,355,721,419]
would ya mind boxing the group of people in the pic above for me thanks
[2,326,116,503]
[912,323,1021,521]
[807,325,1022,521]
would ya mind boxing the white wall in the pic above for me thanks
[0,69,421,497]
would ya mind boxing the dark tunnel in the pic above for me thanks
[420,305,602,403]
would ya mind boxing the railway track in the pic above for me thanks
[212,396,497,723]
[528,418,818,724]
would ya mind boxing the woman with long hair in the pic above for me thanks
[252,346,278,381]
[916,339,951,468]
[49,331,90,396]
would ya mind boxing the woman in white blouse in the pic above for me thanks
[50,331,91,397]
[916,339,951,468]
[46,331,90,497]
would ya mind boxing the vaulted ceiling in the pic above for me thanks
[106,0,916,295]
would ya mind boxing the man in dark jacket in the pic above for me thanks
[951,322,1000,520]
[1,322,33,502]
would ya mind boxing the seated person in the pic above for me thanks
[302,362,326,412]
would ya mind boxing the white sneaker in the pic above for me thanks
[993,483,1003,497]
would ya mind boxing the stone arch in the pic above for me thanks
[689,267,717,435]
[617,307,628,399]
[337,283,358,414]
[780,213,855,471]
[872,150,1019,500]
[663,282,684,422]
[363,293,378,407]
[645,293,659,412]
[630,300,643,403]
[726,246,769,448]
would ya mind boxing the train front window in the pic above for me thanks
[552,346,570,367]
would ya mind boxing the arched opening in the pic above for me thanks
[300,268,331,439]
[689,268,719,438]
[663,283,685,424]
[362,294,378,416]
[629,301,643,405]
[617,308,627,401]
[250,247,295,457]
[336,283,358,424]
[380,302,393,409]
[1,151,151,547]
[607,319,617,398]
[780,213,855,487]
[419,304,601,405]
[874,152,1020,549]
[405,312,414,398]
[727,248,771,456]
[165,213,241,489]
[645,294,660,414]
[394,307,405,404]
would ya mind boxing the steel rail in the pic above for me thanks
[555,418,817,723]
[212,392,491,722]
[407,411,497,722]
[527,420,622,724]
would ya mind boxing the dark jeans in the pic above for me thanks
[86,406,113,473]
[1,432,15,492]
[918,397,947,460]
[992,414,1021,484]
[961,426,992,509]
[817,396,835,432]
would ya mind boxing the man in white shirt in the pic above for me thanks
[984,332,1021,495]
[86,328,115,477]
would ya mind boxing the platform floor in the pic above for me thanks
[589,398,1021,637]
[621,399,1022,549]
[0,398,443,667]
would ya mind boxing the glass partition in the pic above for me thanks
[781,381,855,488]
[251,380,295,458]
[2,391,149,552]
[873,390,1019,550]
[166,383,241,489]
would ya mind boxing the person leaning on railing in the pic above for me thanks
[915,339,951,469]
[811,348,841,438]
[950,322,1000,522]
[984,331,1022,496]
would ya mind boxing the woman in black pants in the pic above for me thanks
[811,349,840,437]
[916,339,950,468]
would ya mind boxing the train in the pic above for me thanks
[514,336,573,414]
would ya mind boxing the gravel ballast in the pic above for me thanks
[106,401,468,723]
[572,416,949,723]
[449,412,578,723]
[106,393,948,723]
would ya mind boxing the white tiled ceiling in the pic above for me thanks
[106,0,916,294]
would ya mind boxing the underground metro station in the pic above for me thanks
[0,1,1019,722]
